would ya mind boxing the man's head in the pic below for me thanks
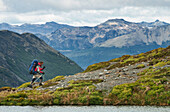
[39,62,44,66]
[39,61,43,64]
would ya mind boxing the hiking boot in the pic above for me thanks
[28,84,32,88]
[39,83,43,86]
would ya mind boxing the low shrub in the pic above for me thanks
[17,82,30,90]
[7,93,28,98]
[83,62,110,73]
[136,64,145,69]
[154,61,168,67]
[0,87,14,92]
[89,95,103,105]
[50,76,65,82]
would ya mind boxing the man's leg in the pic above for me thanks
[39,76,43,86]
[29,75,37,88]
[31,78,36,85]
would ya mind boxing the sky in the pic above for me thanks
[0,0,170,26]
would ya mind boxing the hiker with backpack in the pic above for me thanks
[29,60,45,87]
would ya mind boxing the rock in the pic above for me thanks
[105,75,110,77]
[122,68,128,72]
[100,77,104,79]
[99,72,103,75]
[99,73,104,76]
[133,71,136,74]
[105,71,111,74]
[115,77,118,80]
[119,72,127,75]
[18,87,33,91]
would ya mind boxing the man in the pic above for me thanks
[30,61,45,87]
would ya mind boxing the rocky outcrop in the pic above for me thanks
[99,25,170,48]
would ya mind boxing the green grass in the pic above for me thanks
[154,61,169,67]
[17,82,31,90]
[53,79,104,105]
[136,64,145,69]
[83,62,110,73]
[42,76,65,88]
[109,66,170,105]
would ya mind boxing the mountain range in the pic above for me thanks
[0,30,83,87]
[0,19,169,69]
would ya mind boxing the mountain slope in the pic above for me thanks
[0,46,169,106]
[138,19,170,28]
[0,30,83,87]
[99,25,170,48]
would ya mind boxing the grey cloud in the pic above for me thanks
[2,0,170,13]
[2,0,46,12]
[0,0,7,11]
[1,0,170,26]
[1,7,169,26]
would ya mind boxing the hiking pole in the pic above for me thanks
[34,76,41,83]
[42,73,45,82]
[34,73,45,84]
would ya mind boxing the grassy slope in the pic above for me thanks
[0,46,169,106]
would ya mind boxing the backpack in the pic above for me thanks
[29,59,38,74]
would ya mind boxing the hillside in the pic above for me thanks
[0,46,169,106]
[0,30,83,87]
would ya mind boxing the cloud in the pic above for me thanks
[1,7,169,26]
[2,0,170,12]
[0,0,170,26]
[0,0,7,11]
